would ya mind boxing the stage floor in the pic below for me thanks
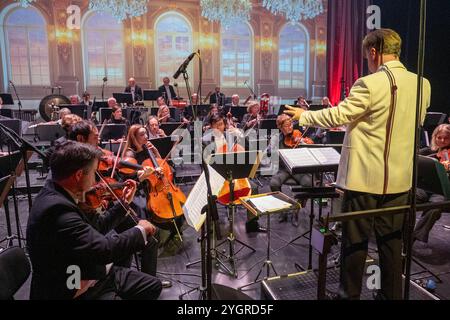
[2,171,450,300]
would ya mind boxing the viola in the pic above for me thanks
[284,129,314,148]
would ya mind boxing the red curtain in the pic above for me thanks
[327,0,371,105]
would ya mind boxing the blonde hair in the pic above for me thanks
[363,28,402,57]
[276,114,291,129]
[246,100,259,113]
[431,124,450,151]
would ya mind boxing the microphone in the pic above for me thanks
[173,51,197,79]
[103,77,108,82]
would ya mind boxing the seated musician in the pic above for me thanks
[241,100,262,131]
[157,105,176,123]
[295,96,309,110]
[230,94,240,107]
[70,95,81,105]
[56,107,72,125]
[123,124,185,245]
[26,140,162,300]
[158,77,177,105]
[67,121,169,286]
[107,104,130,128]
[82,91,92,107]
[209,86,225,107]
[322,96,333,108]
[270,114,313,222]
[107,97,117,108]
[124,77,143,103]
[413,124,450,249]
[203,104,219,131]
[206,114,266,233]
[146,116,167,139]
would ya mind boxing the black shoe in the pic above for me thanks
[246,221,267,233]
[324,290,342,300]
[161,280,172,289]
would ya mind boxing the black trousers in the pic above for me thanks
[339,190,408,300]
[79,266,162,300]
[413,188,444,243]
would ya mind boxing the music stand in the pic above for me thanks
[0,109,13,118]
[229,107,248,122]
[422,112,447,146]
[0,119,21,151]
[238,192,300,290]
[98,124,127,151]
[208,150,261,277]
[159,122,183,136]
[35,124,66,143]
[0,151,24,248]
[185,104,210,119]
[0,93,14,105]
[99,108,112,124]
[143,90,161,107]
[59,104,86,119]
[113,93,133,105]
[149,136,173,159]
[327,130,346,145]
[93,101,108,112]
[308,104,327,112]
[418,155,450,199]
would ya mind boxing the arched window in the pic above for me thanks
[3,6,49,86]
[82,12,125,87]
[221,22,253,88]
[278,23,309,89]
[155,12,193,86]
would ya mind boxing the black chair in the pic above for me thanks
[0,247,31,300]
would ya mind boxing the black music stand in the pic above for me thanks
[59,104,86,119]
[98,124,127,152]
[185,104,210,119]
[208,150,261,277]
[422,112,447,147]
[113,93,133,106]
[143,90,161,107]
[0,151,24,249]
[238,192,300,290]
[0,119,21,151]
[149,136,173,159]
[99,108,112,124]
[229,107,248,122]
[93,101,108,112]
[159,122,183,136]
[35,124,66,143]
[0,93,14,105]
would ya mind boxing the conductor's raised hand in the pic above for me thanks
[284,105,305,121]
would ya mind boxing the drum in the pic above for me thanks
[38,94,70,121]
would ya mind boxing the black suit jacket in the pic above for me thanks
[26,180,145,300]
[124,85,143,102]
[209,92,225,106]
[158,85,177,103]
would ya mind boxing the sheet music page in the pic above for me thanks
[249,195,292,213]
[279,148,318,169]
[183,165,225,232]
[310,148,341,165]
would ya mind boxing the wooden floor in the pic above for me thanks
[2,169,450,300]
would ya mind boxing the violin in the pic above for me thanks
[84,177,129,209]
[437,149,450,171]
[284,129,314,148]
[98,150,142,175]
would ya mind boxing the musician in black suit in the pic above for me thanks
[124,77,143,102]
[209,86,225,107]
[158,77,177,105]
[26,141,162,300]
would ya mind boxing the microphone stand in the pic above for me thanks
[244,81,257,100]
[9,82,23,120]
[101,79,107,101]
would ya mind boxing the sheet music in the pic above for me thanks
[183,165,225,232]
[248,195,292,213]
[279,148,341,171]
[309,148,341,165]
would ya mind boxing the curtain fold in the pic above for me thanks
[327,0,371,105]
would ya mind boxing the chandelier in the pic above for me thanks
[89,0,149,21]
[200,0,252,29]
[262,0,324,23]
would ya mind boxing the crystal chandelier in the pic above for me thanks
[200,0,252,29]
[263,0,324,23]
[89,0,149,21]
[18,0,35,7]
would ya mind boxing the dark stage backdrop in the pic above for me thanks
[373,0,450,114]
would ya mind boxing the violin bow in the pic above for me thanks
[110,136,125,178]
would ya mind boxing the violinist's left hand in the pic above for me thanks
[284,105,305,121]
[122,179,137,205]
